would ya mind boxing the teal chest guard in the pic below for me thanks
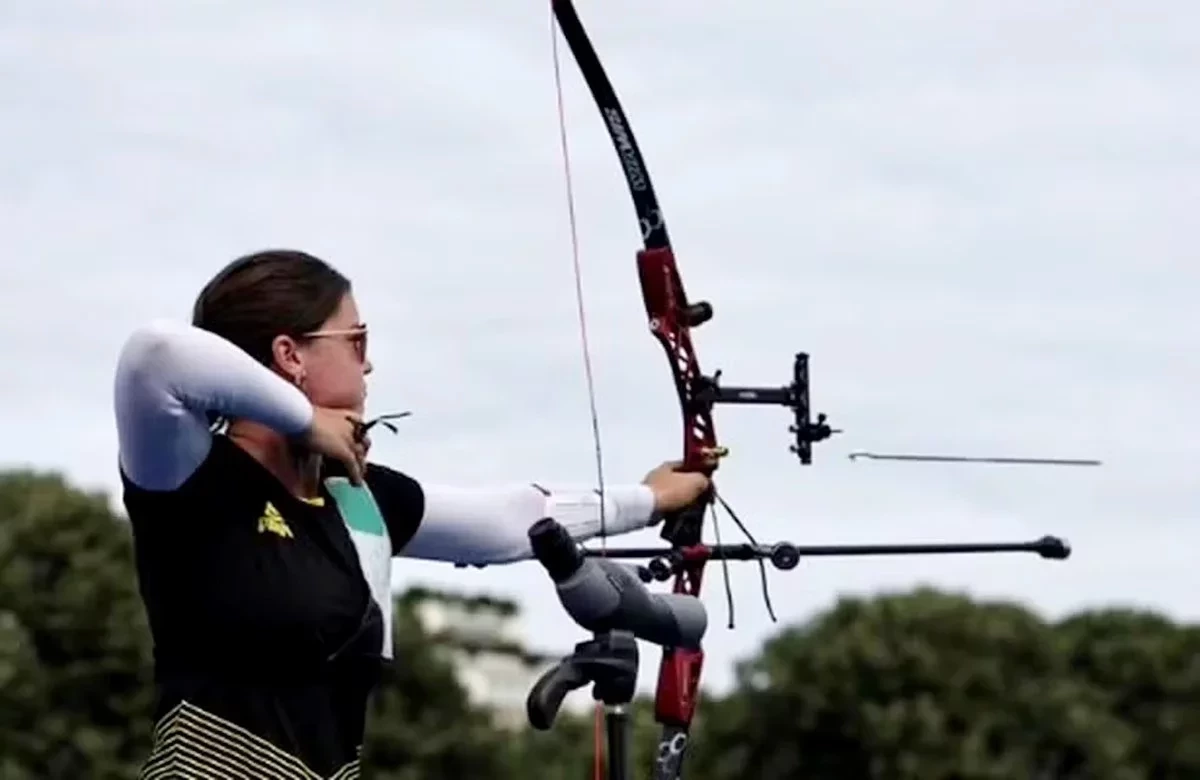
[324,477,393,659]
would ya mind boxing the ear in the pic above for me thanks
[270,334,307,386]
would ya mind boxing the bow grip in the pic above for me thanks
[659,484,713,548]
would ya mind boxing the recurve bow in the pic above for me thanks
[547,3,1073,778]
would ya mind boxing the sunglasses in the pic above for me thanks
[300,324,368,363]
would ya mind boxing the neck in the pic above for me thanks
[227,420,322,498]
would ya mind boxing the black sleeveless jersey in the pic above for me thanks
[121,435,424,779]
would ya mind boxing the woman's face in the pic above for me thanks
[285,292,373,413]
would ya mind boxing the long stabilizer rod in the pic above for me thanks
[582,534,1070,582]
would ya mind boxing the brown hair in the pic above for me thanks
[192,249,351,367]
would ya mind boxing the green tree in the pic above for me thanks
[1057,609,1200,777]
[0,470,155,780]
[688,588,1143,780]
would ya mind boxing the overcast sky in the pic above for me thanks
[2,1,1196,697]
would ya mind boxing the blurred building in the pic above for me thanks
[400,585,592,728]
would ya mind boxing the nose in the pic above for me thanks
[364,357,374,375]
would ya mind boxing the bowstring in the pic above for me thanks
[551,9,608,779]
[550,8,607,545]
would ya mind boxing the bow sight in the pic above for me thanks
[693,352,839,465]
[654,292,836,464]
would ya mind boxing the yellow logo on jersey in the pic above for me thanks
[257,501,294,539]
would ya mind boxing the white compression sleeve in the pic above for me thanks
[113,318,314,491]
[398,482,660,565]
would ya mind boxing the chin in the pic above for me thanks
[310,390,366,414]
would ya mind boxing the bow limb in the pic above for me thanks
[552,1,716,777]
[548,3,721,482]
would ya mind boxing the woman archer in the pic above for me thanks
[113,248,709,779]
